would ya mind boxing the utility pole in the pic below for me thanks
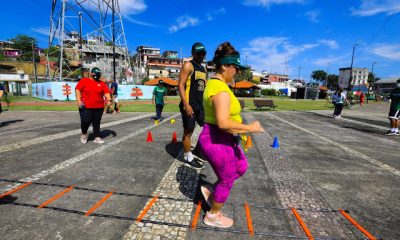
[59,0,66,82]
[325,62,330,87]
[298,66,301,81]
[79,12,83,71]
[112,0,116,83]
[31,41,38,83]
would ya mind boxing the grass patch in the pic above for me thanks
[3,96,338,112]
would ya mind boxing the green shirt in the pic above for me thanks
[390,87,400,110]
[153,86,167,105]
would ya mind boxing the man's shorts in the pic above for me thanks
[113,95,118,103]
[388,108,400,119]
[179,103,204,131]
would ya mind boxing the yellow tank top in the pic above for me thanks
[203,79,242,125]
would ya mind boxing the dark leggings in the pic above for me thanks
[156,104,164,120]
[334,103,343,116]
[79,108,104,138]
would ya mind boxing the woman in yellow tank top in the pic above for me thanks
[197,42,264,228]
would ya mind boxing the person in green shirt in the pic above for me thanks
[152,80,168,121]
[385,79,400,135]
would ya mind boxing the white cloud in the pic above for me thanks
[313,56,347,66]
[123,15,157,27]
[242,36,318,72]
[117,0,147,15]
[168,16,199,33]
[318,39,339,49]
[351,0,400,16]
[206,8,226,21]
[31,27,49,36]
[305,10,320,23]
[372,44,400,60]
[242,0,304,8]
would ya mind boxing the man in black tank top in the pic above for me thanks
[178,42,207,170]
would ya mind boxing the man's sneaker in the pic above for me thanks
[201,185,213,207]
[185,159,204,170]
[80,134,87,144]
[385,131,399,136]
[192,147,207,163]
[94,137,105,144]
[203,211,233,228]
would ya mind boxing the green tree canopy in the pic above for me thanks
[311,70,327,83]
[235,68,253,82]
[327,74,339,88]
[8,34,39,62]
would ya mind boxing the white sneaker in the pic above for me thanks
[93,137,105,144]
[80,134,87,144]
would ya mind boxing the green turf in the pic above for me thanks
[2,96,340,112]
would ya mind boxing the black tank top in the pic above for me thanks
[182,60,206,110]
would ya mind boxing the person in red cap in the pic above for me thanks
[75,67,111,144]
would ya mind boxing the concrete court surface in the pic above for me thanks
[0,103,398,240]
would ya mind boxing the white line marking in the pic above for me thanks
[0,113,154,153]
[0,114,180,193]
[265,112,400,177]
[309,111,388,131]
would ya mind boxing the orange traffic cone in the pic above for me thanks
[147,131,153,142]
[171,131,178,143]
[246,135,252,148]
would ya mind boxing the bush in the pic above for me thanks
[261,88,277,96]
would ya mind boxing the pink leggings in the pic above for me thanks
[198,123,248,203]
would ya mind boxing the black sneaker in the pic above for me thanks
[192,146,207,163]
[185,159,204,170]
[385,130,398,136]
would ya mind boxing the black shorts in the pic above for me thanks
[388,108,400,119]
[179,103,204,131]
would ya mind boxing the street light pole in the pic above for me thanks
[371,61,377,80]
[348,43,359,92]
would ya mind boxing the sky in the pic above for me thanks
[1,0,400,81]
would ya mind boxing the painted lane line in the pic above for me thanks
[309,111,388,131]
[244,203,255,237]
[266,112,400,177]
[135,195,159,223]
[0,114,180,194]
[291,207,314,240]
[339,209,377,240]
[190,200,202,230]
[0,113,154,153]
[0,182,32,199]
[38,185,75,209]
[85,191,114,216]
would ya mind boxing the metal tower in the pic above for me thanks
[46,0,133,83]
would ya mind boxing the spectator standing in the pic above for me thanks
[0,83,4,113]
[75,67,111,144]
[333,88,349,119]
[385,79,400,136]
[110,80,120,113]
[198,42,264,228]
[178,42,208,170]
[152,80,167,121]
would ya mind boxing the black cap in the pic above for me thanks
[159,80,164,84]
[192,42,206,53]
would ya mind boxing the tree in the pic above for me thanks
[327,74,339,88]
[43,46,60,58]
[368,72,379,84]
[311,70,327,85]
[8,34,39,62]
[235,68,252,82]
